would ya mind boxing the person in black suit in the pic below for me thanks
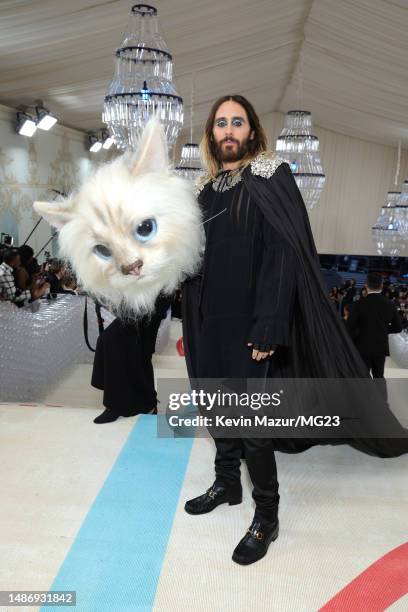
[346,272,403,379]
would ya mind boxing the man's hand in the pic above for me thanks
[247,342,275,361]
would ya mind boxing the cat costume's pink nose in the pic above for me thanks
[121,259,143,276]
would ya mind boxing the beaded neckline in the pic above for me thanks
[212,167,244,192]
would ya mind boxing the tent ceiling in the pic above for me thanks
[0,0,407,147]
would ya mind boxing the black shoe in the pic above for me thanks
[232,518,279,565]
[93,409,119,424]
[184,484,242,515]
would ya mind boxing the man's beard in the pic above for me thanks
[215,137,250,163]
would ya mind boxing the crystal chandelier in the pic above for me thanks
[175,76,206,181]
[175,143,206,180]
[371,191,404,256]
[276,110,325,211]
[103,4,183,151]
[395,179,408,239]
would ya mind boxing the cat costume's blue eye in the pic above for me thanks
[93,244,112,260]
[135,218,157,242]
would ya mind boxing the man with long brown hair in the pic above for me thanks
[182,95,408,566]
[183,95,298,565]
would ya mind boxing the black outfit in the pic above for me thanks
[91,296,170,416]
[186,169,298,523]
[171,289,182,320]
[183,158,408,464]
[345,285,356,303]
[346,292,403,377]
[340,286,355,317]
[46,272,62,294]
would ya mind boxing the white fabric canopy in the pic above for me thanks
[0,0,406,148]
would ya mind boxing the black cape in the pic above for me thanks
[182,160,408,458]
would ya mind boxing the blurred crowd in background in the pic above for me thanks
[329,277,408,330]
[1,242,407,336]
[0,244,78,307]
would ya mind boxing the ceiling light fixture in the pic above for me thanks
[175,75,206,181]
[371,191,403,256]
[16,112,37,137]
[35,104,58,131]
[88,134,102,153]
[103,4,184,151]
[276,110,326,211]
[102,130,114,150]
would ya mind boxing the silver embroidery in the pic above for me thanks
[250,152,286,179]
[212,167,244,192]
[194,176,210,198]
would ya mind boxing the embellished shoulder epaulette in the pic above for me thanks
[250,151,287,179]
[194,174,211,198]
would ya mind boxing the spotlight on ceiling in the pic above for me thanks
[16,112,37,137]
[102,131,114,150]
[35,104,58,131]
[88,133,102,153]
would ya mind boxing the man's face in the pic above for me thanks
[212,100,254,163]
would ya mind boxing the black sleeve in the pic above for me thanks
[154,293,172,319]
[389,305,403,334]
[247,222,297,347]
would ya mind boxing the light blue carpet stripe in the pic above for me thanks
[41,415,193,612]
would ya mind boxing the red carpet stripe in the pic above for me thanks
[320,542,408,611]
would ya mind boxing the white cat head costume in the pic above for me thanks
[34,119,203,315]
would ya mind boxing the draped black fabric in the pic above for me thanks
[182,161,408,458]
[243,163,367,379]
[242,162,408,458]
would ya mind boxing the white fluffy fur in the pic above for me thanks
[34,120,203,316]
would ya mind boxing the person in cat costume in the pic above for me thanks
[32,121,201,422]
[33,120,202,318]
[182,95,408,566]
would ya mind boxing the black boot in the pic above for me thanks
[232,517,279,565]
[184,483,242,515]
[93,409,119,424]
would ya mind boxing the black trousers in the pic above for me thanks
[214,437,279,523]
[198,314,280,523]
[361,353,386,378]
[91,315,162,416]
[360,352,388,400]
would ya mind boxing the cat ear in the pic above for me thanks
[132,117,169,176]
[33,198,74,230]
